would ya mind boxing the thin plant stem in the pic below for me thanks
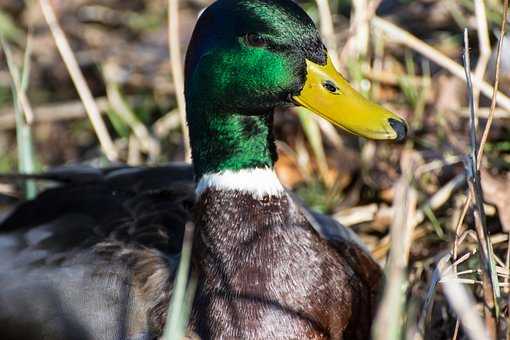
[0,34,37,198]
[38,0,118,161]
[477,0,509,169]
[463,28,499,339]
[163,222,195,339]
[473,0,491,108]
[315,0,339,66]
[168,0,191,162]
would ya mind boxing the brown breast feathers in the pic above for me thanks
[190,189,382,339]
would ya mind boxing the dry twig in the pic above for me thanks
[456,107,510,119]
[447,3,509,336]
[463,28,499,339]
[441,266,491,340]
[452,0,510,241]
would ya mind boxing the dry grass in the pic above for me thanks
[1,1,510,339]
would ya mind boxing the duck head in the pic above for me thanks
[185,0,407,178]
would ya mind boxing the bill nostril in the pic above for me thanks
[388,118,408,143]
[322,80,339,94]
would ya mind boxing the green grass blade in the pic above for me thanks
[163,222,196,340]
[0,10,24,43]
[1,34,38,199]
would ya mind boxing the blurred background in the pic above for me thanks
[0,0,509,339]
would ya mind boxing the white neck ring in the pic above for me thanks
[196,168,284,199]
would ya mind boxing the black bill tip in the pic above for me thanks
[388,118,408,143]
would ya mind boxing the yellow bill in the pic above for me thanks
[293,56,407,141]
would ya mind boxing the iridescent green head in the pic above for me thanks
[185,0,407,178]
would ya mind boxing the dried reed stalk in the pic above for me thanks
[473,0,491,108]
[351,0,369,58]
[372,151,418,340]
[314,0,339,66]
[38,0,118,161]
[477,0,509,168]
[340,0,382,63]
[306,0,343,182]
[168,0,191,162]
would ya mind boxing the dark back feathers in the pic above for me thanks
[0,164,195,339]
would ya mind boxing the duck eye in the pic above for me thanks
[245,33,267,47]
[322,80,339,94]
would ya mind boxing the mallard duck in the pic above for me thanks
[0,0,407,339]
